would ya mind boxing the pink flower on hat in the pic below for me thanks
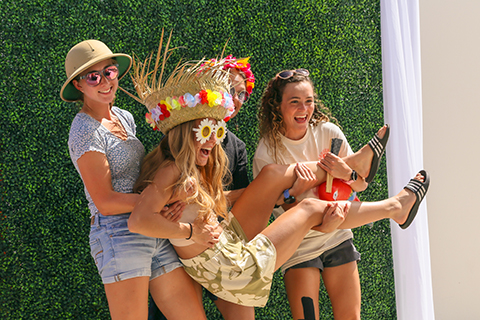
[145,112,159,131]
[223,55,255,95]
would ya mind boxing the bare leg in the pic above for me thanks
[337,183,417,229]
[260,199,333,270]
[313,172,424,231]
[232,161,327,240]
[343,125,388,179]
[149,268,207,320]
[232,127,390,241]
[322,262,361,320]
[104,277,150,320]
[214,298,255,320]
[234,125,395,241]
[259,173,422,270]
[284,268,321,320]
[284,261,361,320]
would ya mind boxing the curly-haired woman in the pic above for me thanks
[253,68,390,320]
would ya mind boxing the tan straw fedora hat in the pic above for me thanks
[60,40,132,102]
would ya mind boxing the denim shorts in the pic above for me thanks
[285,239,360,273]
[89,213,182,284]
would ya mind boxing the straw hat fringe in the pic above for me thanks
[120,30,235,134]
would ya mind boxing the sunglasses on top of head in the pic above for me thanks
[229,87,249,103]
[77,64,119,87]
[276,68,310,80]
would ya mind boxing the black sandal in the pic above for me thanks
[365,124,390,183]
[399,170,430,229]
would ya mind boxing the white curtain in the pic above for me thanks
[380,1,435,319]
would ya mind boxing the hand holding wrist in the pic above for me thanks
[190,219,220,248]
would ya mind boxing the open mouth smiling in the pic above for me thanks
[99,87,113,94]
[201,148,211,157]
[294,115,308,123]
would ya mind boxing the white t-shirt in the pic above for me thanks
[253,122,354,272]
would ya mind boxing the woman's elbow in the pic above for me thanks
[95,204,116,216]
[128,213,143,234]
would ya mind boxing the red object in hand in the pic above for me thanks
[315,179,359,201]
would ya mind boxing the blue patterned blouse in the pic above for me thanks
[68,107,145,217]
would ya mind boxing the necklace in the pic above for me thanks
[82,104,128,141]
[105,113,128,141]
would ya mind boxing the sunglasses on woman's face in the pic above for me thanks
[193,118,227,145]
[77,64,119,87]
[276,68,310,80]
[229,87,249,103]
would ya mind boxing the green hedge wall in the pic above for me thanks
[0,0,394,319]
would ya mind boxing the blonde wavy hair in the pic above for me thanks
[134,120,230,221]
[258,73,336,162]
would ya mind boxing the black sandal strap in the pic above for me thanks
[368,133,386,159]
[405,178,427,201]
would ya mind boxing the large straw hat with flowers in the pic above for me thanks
[122,33,235,134]
[60,39,132,102]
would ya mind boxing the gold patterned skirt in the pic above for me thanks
[180,212,277,307]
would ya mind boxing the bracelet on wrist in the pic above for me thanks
[185,222,193,240]
[343,170,358,185]
[283,189,296,204]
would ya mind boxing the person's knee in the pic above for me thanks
[332,308,360,320]
[260,163,283,178]
[297,198,323,212]
[214,299,255,320]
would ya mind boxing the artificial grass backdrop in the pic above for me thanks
[0,0,394,319]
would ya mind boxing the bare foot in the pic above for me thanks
[391,172,425,225]
[343,125,388,179]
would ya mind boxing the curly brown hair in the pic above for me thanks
[258,73,335,162]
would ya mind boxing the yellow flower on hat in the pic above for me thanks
[170,97,182,110]
[206,90,222,107]
[162,99,172,111]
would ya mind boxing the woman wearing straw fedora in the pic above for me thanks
[127,49,429,313]
[61,40,213,320]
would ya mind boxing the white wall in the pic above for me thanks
[420,1,480,319]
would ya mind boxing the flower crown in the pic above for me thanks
[204,55,255,95]
[145,89,234,131]
[120,32,235,134]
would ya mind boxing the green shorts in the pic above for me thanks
[180,212,277,307]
